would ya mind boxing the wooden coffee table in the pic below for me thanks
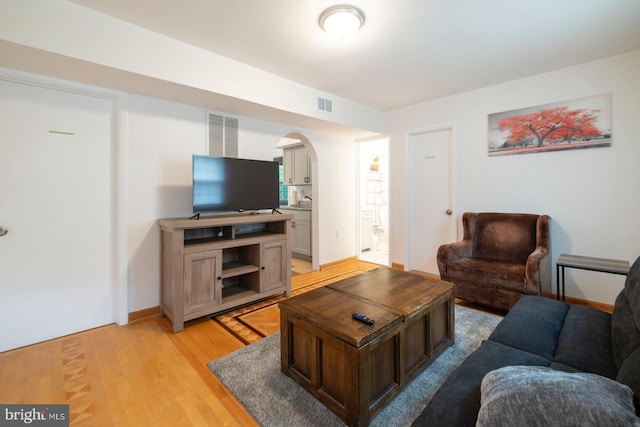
[279,268,454,426]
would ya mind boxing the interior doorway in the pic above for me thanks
[407,128,456,275]
[275,132,319,273]
[0,77,117,352]
[358,137,389,266]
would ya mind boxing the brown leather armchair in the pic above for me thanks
[437,212,551,311]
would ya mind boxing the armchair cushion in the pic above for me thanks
[473,213,539,263]
[444,258,526,292]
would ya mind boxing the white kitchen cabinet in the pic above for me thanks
[280,208,312,257]
[284,145,311,185]
[292,217,311,256]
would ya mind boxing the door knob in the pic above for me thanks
[0,226,7,236]
[445,209,452,216]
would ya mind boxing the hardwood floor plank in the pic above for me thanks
[0,260,381,426]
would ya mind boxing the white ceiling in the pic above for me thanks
[70,0,640,112]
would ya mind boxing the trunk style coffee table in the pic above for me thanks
[279,268,454,426]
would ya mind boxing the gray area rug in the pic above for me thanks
[208,305,501,426]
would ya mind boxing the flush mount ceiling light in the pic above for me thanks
[319,5,365,40]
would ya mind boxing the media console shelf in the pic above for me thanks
[158,213,293,332]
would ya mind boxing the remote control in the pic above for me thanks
[352,312,375,325]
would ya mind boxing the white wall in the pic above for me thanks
[127,95,205,311]
[126,95,356,312]
[308,133,358,265]
[386,50,640,304]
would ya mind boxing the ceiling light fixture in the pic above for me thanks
[319,5,365,40]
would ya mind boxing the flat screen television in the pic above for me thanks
[192,155,280,214]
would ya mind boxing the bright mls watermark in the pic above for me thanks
[0,405,68,426]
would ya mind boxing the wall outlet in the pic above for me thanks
[336,230,342,239]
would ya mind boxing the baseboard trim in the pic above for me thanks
[556,294,614,313]
[391,263,404,270]
[128,306,161,323]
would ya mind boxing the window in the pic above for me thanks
[274,156,287,206]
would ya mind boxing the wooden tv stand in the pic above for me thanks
[158,213,293,332]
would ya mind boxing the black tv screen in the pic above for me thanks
[192,155,280,213]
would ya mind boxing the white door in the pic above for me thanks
[0,79,115,352]
[408,129,456,275]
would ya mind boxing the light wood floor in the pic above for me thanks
[291,257,313,275]
[0,259,379,426]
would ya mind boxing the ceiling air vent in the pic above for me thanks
[317,96,333,113]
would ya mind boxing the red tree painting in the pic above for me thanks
[488,94,611,156]
[498,106,603,147]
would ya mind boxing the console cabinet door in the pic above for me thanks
[184,250,222,314]
[261,240,286,292]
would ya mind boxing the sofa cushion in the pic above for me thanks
[612,256,640,370]
[473,213,538,263]
[626,256,640,327]
[477,366,640,427]
[445,257,526,292]
[548,361,581,373]
[411,340,550,427]
[617,346,640,412]
[488,295,568,360]
[612,290,640,368]
[554,304,617,379]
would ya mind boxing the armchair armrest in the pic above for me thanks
[437,240,473,277]
[437,212,478,277]
[524,215,552,295]
[524,246,551,295]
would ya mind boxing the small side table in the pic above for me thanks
[556,254,630,301]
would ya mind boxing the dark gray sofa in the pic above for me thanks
[413,255,640,426]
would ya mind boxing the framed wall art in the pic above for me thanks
[488,94,611,156]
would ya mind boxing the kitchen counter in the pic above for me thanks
[280,206,312,211]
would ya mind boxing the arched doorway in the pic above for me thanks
[275,132,319,272]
